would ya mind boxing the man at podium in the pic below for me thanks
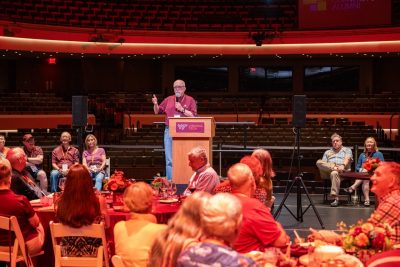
[152,79,197,181]
[183,146,219,195]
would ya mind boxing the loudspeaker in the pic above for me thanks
[72,96,88,127]
[292,95,306,128]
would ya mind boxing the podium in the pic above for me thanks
[169,117,216,184]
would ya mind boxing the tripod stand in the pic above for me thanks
[273,127,325,228]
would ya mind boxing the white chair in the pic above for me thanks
[49,221,109,267]
[111,255,125,267]
[0,215,43,267]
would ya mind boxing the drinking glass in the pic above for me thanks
[58,177,67,191]
[169,182,177,197]
[160,183,168,199]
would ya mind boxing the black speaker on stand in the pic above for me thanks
[274,95,324,228]
[72,96,88,152]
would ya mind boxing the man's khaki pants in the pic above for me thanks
[316,160,342,197]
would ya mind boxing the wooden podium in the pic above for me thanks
[169,117,215,184]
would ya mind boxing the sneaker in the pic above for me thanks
[343,187,354,194]
[364,201,370,207]
[330,199,339,207]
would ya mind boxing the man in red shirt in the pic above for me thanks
[229,163,289,253]
[152,79,197,181]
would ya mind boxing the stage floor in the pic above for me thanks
[274,193,374,236]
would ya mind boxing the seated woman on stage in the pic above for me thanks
[345,137,384,206]
[0,157,44,256]
[148,191,210,267]
[82,134,107,191]
[177,193,257,267]
[55,164,109,257]
[114,182,166,267]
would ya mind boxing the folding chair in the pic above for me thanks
[49,221,109,267]
[0,215,43,267]
[111,255,125,267]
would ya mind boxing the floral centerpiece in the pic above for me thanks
[341,220,393,264]
[103,170,135,192]
[151,176,170,197]
[363,158,381,174]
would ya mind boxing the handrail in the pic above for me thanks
[389,112,399,142]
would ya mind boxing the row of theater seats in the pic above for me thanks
[0,0,297,32]
[0,92,398,115]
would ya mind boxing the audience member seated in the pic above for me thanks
[7,147,43,200]
[0,157,44,256]
[368,162,400,244]
[345,137,384,206]
[316,133,353,207]
[148,191,211,267]
[22,134,48,194]
[182,146,219,195]
[82,134,106,191]
[0,135,10,158]
[229,163,289,253]
[252,148,276,208]
[55,164,109,257]
[50,132,80,192]
[177,193,257,267]
[114,182,167,267]
[214,154,274,209]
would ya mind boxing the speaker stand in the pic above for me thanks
[273,128,325,228]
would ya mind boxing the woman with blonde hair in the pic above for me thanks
[252,148,276,208]
[114,182,167,267]
[148,191,211,267]
[345,137,384,206]
[177,193,257,267]
[82,134,106,191]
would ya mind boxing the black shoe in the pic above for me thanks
[344,187,353,194]
[330,199,339,207]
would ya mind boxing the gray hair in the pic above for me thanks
[331,133,342,141]
[188,146,208,163]
[201,193,242,243]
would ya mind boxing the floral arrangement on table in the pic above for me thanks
[103,170,135,192]
[151,175,170,189]
[362,157,381,174]
[341,220,393,263]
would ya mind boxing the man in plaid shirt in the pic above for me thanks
[368,161,400,244]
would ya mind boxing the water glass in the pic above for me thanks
[58,177,67,191]
[169,182,177,196]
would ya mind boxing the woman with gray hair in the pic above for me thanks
[114,182,167,267]
[177,193,257,267]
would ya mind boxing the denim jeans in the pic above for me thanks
[91,171,105,191]
[50,169,61,192]
[164,127,172,181]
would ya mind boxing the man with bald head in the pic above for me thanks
[6,147,42,200]
[152,79,197,181]
[229,163,289,253]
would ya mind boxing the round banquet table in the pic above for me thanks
[34,200,180,267]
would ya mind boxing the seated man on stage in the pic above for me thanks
[316,133,353,207]
[229,163,289,253]
[183,146,219,195]
[50,131,80,192]
[368,161,400,244]
[22,134,48,194]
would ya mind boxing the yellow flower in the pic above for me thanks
[354,233,370,247]
[361,223,374,235]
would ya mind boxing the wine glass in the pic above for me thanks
[58,177,67,192]
[169,182,177,197]
[159,183,168,199]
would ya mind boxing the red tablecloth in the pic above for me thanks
[34,201,180,267]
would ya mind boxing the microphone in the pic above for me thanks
[175,92,181,103]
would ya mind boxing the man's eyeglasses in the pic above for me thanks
[173,85,185,89]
